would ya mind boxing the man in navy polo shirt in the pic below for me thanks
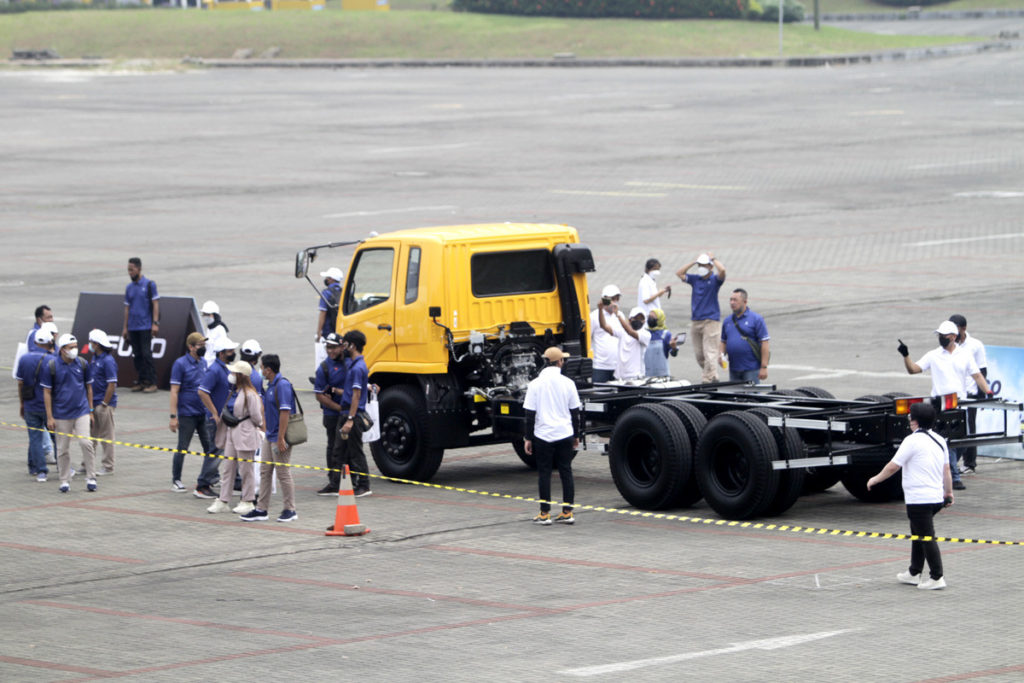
[314,333,349,495]
[42,334,97,493]
[25,305,53,353]
[17,328,56,482]
[87,329,118,476]
[676,252,727,383]
[719,288,770,383]
[194,336,239,499]
[315,267,343,368]
[337,330,372,497]
[122,256,160,393]
[169,332,212,493]
[241,354,298,523]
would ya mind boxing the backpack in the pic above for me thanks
[323,285,341,335]
[19,355,47,401]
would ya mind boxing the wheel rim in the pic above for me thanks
[710,437,749,495]
[381,413,416,466]
[623,431,660,488]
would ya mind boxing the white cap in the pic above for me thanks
[226,360,252,375]
[320,267,344,282]
[34,328,53,345]
[200,300,220,315]
[935,320,958,336]
[241,339,262,355]
[601,284,622,298]
[629,307,645,318]
[40,321,58,337]
[57,333,77,349]
[696,253,712,265]
[211,336,239,353]
[88,329,112,348]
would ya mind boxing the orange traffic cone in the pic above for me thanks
[325,465,369,537]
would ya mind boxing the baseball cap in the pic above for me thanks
[34,328,53,345]
[697,253,712,265]
[200,300,219,315]
[40,322,58,337]
[211,336,239,353]
[226,360,252,375]
[601,284,622,299]
[948,314,967,328]
[320,267,344,282]
[88,329,112,348]
[629,307,645,318]
[324,332,342,347]
[57,333,77,348]
[241,339,262,355]
[543,347,570,363]
[935,321,958,336]
[186,331,208,346]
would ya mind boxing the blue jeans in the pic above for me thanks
[173,414,218,486]
[949,447,962,483]
[25,411,50,475]
[592,368,616,383]
[729,368,760,383]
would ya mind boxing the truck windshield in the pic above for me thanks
[344,247,395,314]
[471,249,554,297]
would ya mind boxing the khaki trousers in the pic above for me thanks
[690,319,722,383]
[218,442,257,504]
[55,414,95,482]
[258,440,295,512]
[90,404,116,471]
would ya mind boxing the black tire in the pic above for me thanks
[855,394,890,404]
[802,468,843,494]
[841,466,904,503]
[370,384,444,481]
[795,386,836,399]
[746,407,807,517]
[511,438,536,469]
[770,389,804,397]
[695,411,780,520]
[609,404,691,510]
[662,401,708,507]
[883,391,911,399]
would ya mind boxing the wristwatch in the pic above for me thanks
[170,413,177,418]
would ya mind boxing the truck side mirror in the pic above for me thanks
[295,250,310,279]
[429,306,441,318]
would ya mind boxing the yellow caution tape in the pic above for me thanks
[3,419,1021,546]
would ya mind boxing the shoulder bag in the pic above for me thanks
[273,380,307,446]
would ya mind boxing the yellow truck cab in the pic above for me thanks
[296,223,595,481]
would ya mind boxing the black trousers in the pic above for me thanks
[324,414,342,487]
[331,413,370,490]
[907,502,944,580]
[128,329,156,386]
[535,435,575,513]
[962,392,982,468]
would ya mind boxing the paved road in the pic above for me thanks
[1,54,1023,681]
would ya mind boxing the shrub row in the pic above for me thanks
[452,0,747,20]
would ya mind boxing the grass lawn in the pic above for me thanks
[0,9,987,60]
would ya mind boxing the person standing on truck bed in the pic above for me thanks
[676,252,726,383]
[636,258,671,316]
[950,314,987,475]
[598,305,651,381]
[315,267,343,369]
[897,320,991,492]
[524,347,582,526]
[719,288,770,383]
[590,284,623,383]
[867,402,953,591]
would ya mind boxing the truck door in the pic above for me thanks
[341,243,398,367]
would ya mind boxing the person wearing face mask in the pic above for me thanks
[590,284,623,383]
[676,252,726,383]
[315,267,344,369]
[949,314,987,475]
[169,332,212,493]
[87,329,118,477]
[41,334,96,493]
[241,354,298,523]
[643,309,682,379]
[122,257,160,393]
[719,288,770,383]
[207,361,265,515]
[898,320,991,491]
[17,328,56,482]
[200,301,228,365]
[194,337,240,499]
[599,305,651,381]
[636,259,671,317]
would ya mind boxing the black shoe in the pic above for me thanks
[316,484,337,496]
[353,487,372,498]
[953,480,966,491]
[308,376,316,386]
[193,485,217,499]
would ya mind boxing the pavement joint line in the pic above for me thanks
[5,420,1023,546]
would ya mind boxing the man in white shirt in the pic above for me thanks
[950,314,987,473]
[867,402,953,590]
[523,347,582,526]
[636,258,671,316]
[599,305,651,380]
[590,284,622,383]
[898,320,990,491]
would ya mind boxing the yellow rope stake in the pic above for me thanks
[4,420,1022,546]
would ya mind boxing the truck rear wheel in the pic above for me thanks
[511,438,536,470]
[746,407,806,517]
[841,466,903,503]
[795,386,835,399]
[371,385,444,482]
[663,401,707,507]
[695,411,780,520]
[802,468,843,494]
[609,404,691,510]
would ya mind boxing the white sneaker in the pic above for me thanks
[207,499,232,514]
[36,472,47,483]
[918,576,947,590]
[233,501,255,515]
[896,570,920,586]
[172,480,186,493]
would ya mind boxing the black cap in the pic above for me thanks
[324,333,342,347]
[948,314,967,328]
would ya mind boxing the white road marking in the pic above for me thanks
[626,181,747,191]
[562,630,855,677]
[905,231,1024,247]
[908,159,999,170]
[369,142,470,155]
[550,190,666,198]
[322,205,457,219]
[771,364,907,380]
[953,191,1024,198]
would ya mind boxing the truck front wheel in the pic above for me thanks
[370,385,444,482]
